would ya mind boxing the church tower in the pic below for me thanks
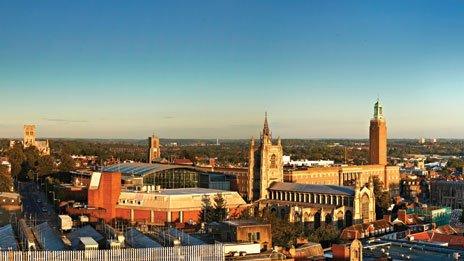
[23,125,36,147]
[369,99,387,165]
[148,134,161,163]
[248,113,283,201]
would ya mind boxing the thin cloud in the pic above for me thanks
[42,118,88,123]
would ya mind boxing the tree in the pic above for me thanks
[7,144,25,178]
[37,155,54,178]
[59,153,75,172]
[213,193,228,222]
[200,193,229,223]
[460,210,464,224]
[199,195,215,223]
[447,158,464,170]
[307,225,341,248]
[22,147,40,179]
[0,165,13,192]
[259,211,301,248]
[373,176,391,219]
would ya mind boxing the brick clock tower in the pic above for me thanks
[248,113,283,201]
[369,99,387,165]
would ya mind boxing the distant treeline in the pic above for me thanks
[2,138,464,167]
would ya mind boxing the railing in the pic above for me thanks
[0,244,224,261]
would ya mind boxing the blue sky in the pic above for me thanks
[1,1,464,139]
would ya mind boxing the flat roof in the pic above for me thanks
[79,237,98,246]
[123,187,230,196]
[222,219,269,227]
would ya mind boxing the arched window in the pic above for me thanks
[361,194,370,222]
[337,211,344,229]
[314,212,321,229]
[270,154,277,168]
[325,213,333,225]
[345,210,353,227]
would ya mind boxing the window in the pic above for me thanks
[248,232,260,242]
[270,154,277,168]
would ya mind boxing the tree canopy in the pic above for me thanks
[199,193,229,223]
[373,176,391,219]
[0,165,13,192]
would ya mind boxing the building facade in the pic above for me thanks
[148,134,161,163]
[248,113,284,201]
[263,178,376,228]
[75,172,247,224]
[430,180,464,209]
[209,220,272,251]
[285,165,400,191]
[10,125,50,155]
[283,100,400,192]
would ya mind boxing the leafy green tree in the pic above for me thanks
[7,144,25,177]
[199,195,215,223]
[258,210,301,248]
[213,193,228,222]
[0,165,13,192]
[59,153,75,172]
[447,158,464,171]
[373,176,391,219]
[307,225,341,248]
[22,147,40,178]
[200,193,229,223]
[37,155,54,177]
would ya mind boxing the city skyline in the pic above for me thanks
[2,1,464,139]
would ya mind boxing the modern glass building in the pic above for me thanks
[103,163,212,189]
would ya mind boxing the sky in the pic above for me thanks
[1,1,464,139]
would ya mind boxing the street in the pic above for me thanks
[19,181,58,227]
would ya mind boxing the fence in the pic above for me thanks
[0,244,224,261]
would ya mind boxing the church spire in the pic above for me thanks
[373,98,384,120]
[263,111,270,136]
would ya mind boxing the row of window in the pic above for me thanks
[119,199,143,205]
[269,190,353,207]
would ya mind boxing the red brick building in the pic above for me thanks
[72,172,248,224]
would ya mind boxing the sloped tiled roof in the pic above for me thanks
[435,225,458,235]
[410,230,464,248]
[125,228,162,248]
[269,182,355,196]
[0,225,18,250]
[67,225,104,249]
[34,222,66,251]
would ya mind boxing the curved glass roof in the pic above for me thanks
[103,162,199,177]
